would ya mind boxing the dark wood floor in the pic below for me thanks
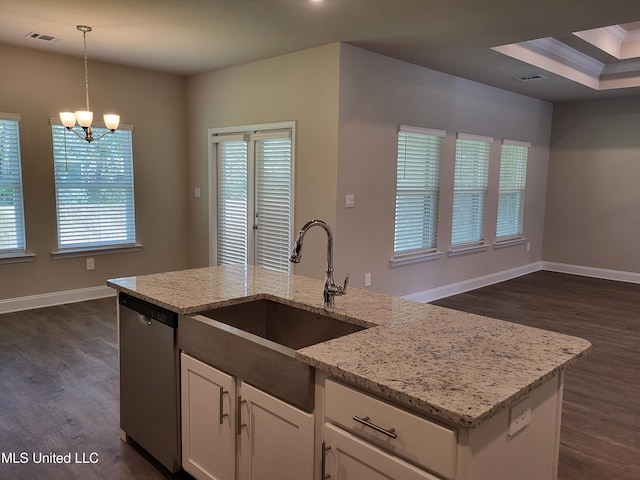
[0,298,191,480]
[433,271,640,480]
[0,271,637,479]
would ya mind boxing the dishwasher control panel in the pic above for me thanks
[119,293,178,327]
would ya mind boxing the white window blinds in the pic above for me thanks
[52,124,136,250]
[497,140,529,240]
[0,114,26,255]
[215,136,249,266]
[393,126,444,255]
[213,125,293,273]
[255,131,293,272]
[451,134,492,246]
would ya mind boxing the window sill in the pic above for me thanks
[51,244,143,259]
[389,250,443,267]
[448,243,490,257]
[0,253,36,265]
[493,237,527,250]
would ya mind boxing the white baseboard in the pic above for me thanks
[542,262,640,284]
[0,286,115,315]
[404,262,543,303]
[2,262,637,314]
[405,260,640,303]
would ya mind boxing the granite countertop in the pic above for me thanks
[108,265,591,428]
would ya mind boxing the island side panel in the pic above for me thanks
[455,372,564,480]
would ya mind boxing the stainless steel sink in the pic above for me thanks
[199,298,365,350]
[177,298,366,412]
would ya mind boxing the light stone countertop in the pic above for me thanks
[107,265,591,428]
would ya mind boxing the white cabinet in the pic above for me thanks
[322,375,566,480]
[181,353,235,480]
[181,353,314,480]
[238,382,314,480]
[324,378,456,480]
[323,423,440,480]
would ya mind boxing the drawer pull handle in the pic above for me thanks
[219,386,229,425]
[353,415,397,439]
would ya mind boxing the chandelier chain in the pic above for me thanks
[83,29,90,112]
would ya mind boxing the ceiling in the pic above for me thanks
[3,0,640,103]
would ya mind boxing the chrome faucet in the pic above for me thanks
[290,219,348,307]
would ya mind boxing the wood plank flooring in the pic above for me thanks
[0,271,637,479]
[433,271,640,480]
[0,299,191,480]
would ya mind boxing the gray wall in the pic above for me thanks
[0,45,190,301]
[186,44,341,279]
[6,39,636,304]
[186,43,554,297]
[334,45,554,296]
[543,96,640,273]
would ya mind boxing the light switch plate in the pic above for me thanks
[345,194,355,208]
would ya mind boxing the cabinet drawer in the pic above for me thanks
[324,423,441,480]
[325,379,456,480]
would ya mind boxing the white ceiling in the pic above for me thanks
[3,0,640,102]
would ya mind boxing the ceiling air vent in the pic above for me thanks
[515,74,549,82]
[25,32,62,43]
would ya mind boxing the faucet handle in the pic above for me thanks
[335,273,349,296]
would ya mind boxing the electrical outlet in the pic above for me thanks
[86,257,95,271]
[364,272,372,287]
[508,396,531,436]
[526,242,531,252]
[194,187,201,198]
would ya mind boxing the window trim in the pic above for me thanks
[49,118,137,255]
[450,132,493,248]
[495,139,530,243]
[0,112,27,257]
[391,125,445,264]
[0,253,35,264]
[208,121,296,272]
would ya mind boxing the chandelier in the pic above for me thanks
[59,25,120,142]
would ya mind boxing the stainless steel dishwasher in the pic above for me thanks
[118,293,180,473]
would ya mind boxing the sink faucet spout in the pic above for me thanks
[290,219,348,307]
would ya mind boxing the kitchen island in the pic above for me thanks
[108,265,591,480]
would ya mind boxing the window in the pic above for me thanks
[51,122,136,252]
[496,140,529,240]
[393,126,444,258]
[0,113,26,256]
[451,133,492,247]
[212,123,294,273]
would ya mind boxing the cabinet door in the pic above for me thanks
[238,382,314,480]
[323,423,440,480]
[181,353,236,480]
